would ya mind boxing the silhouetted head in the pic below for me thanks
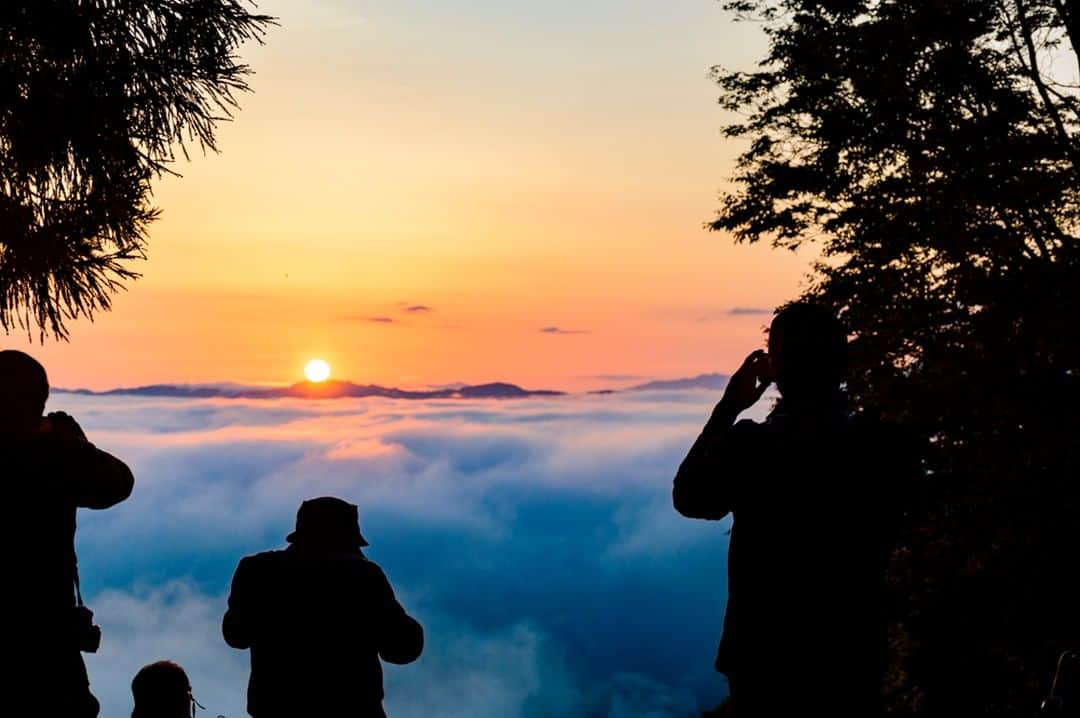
[287,496,369,550]
[767,303,848,402]
[0,350,48,437]
[132,661,193,718]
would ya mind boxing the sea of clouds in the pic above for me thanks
[58,389,772,717]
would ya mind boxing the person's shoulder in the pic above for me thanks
[237,548,289,572]
[349,556,392,585]
[353,554,384,574]
[246,547,289,560]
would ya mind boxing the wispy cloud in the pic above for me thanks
[341,315,398,324]
[342,306,435,324]
[283,0,368,31]
[539,326,589,335]
[653,304,777,323]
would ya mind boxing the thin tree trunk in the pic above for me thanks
[1050,0,1079,68]
[1011,0,1080,168]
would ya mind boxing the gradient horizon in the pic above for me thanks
[6,0,812,391]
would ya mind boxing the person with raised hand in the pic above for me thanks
[673,303,914,717]
[0,349,134,717]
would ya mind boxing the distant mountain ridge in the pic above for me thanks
[628,373,729,391]
[57,380,565,401]
[56,373,734,400]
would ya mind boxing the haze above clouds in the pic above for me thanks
[65,389,774,717]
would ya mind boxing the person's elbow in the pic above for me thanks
[379,616,424,665]
[672,474,730,520]
[83,456,135,509]
[112,461,135,504]
[673,480,705,518]
[222,612,252,650]
[672,479,694,517]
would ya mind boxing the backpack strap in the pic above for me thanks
[74,556,85,608]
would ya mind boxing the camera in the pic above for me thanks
[71,605,102,653]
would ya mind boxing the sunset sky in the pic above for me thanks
[11,0,811,390]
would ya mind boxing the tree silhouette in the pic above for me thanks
[712,1,1078,714]
[0,1,273,339]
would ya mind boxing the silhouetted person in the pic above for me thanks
[132,661,197,718]
[673,303,913,717]
[223,496,424,718]
[0,350,134,717]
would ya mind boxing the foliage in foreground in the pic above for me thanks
[712,1,1079,713]
[0,1,274,338]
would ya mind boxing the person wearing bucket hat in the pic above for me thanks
[223,496,423,718]
[285,496,370,549]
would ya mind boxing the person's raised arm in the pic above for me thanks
[223,557,257,650]
[673,350,769,520]
[370,564,424,665]
[46,412,134,509]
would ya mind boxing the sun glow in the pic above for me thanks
[304,359,331,383]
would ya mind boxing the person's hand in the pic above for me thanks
[43,411,89,443]
[717,350,772,416]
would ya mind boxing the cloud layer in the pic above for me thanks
[62,389,772,717]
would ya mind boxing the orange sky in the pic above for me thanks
[9,0,813,391]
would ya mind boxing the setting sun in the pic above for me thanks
[304,358,331,383]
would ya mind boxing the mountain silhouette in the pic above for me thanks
[56,380,564,401]
[57,374,747,400]
[628,373,730,391]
